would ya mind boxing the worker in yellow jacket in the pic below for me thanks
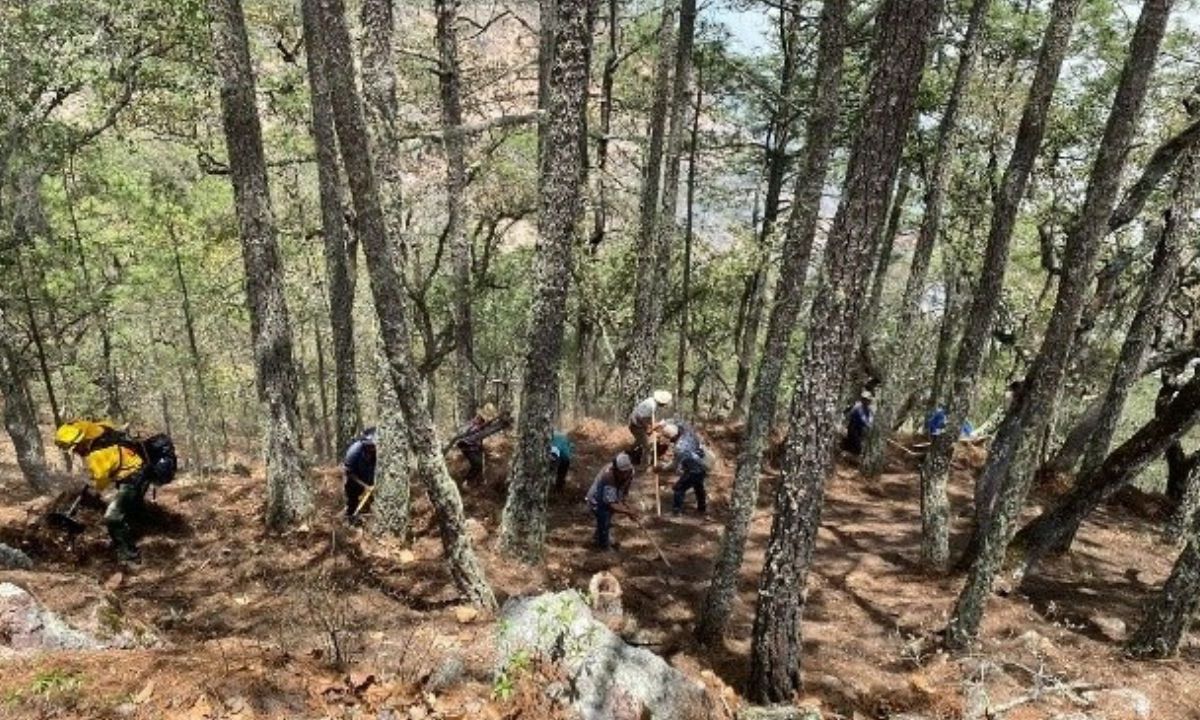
[55,420,148,562]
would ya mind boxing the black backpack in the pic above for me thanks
[92,427,178,485]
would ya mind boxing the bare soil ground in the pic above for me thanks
[0,420,1197,719]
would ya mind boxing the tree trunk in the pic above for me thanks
[1011,373,1200,578]
[695,0,847,646]
[1128,515,1200,658]
[657,0,695,252]
[207,0,312,529]
[360,0,406,268]
[675,70,702,403]
[863,0,989,479]
[1078,123,1198,481]
[747,0,940,700]
[918,0,1082,572]
[301,0,361,455]
[1165,453,1200,545]
[371,351,411,538]
[15,251,61,431]
[499,0,593,563]
[0,333,49,493]
[436,0,477,423]
[730,7,807,419]
[315,0,494,608]
[928,255,966,411]
[623,0,677,401]
[945,0,1174,649]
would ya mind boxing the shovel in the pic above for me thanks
[48,490,87,535]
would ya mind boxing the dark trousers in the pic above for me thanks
[105,475,149,557]
[673,471,707,513]
[345,473,374,516]
[461,446,484,481]
[554,455,571,490]
[592,503,613,548]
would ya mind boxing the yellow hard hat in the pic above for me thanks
[54,424,85,450]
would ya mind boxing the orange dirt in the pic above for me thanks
[0,421,1196,719]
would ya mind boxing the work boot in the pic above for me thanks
[108,525,141,563]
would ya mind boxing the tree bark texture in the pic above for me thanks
[1078,124,1198,481]
[316,0,495,608]
[436,0,477,424]
[208,0,313,529]
[945,0,1174,649]
[862,0,989,478]
[1166,453,1200,545]
[360,0,407,268]
[1128,516,1200,658]
[301,0,360,456]
[676,73,702,404]
[747,0,941,701]
[695,0,848,646]
[623,0,678,402]
[371,351,411,538]
[918,0,1082,572]
[498,0,592,563]
[0,332,49,493]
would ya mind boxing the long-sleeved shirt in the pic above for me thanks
[585,466,630,509]
[84,446,144,492]
[628,397,658,428]
[662,420,705,474]
[344,439,377,484]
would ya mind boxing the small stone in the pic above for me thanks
[1017,629,1054,656]
[104,573,124,591]
[408,705,428,720]
[1083,688,1151,720]
[1090,614,1127,642]
[0,543,32,570]
[454,606,479,624]
[398,550,417,565]
[736,705,820,720]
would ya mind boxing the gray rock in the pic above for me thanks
[496,591,716,720]
[1083,688,1151,720]
[425,655,465,691]
[1088,614,1127,642]
[0,583,103,652]
[737,706,821,720]
[0,543,32,570]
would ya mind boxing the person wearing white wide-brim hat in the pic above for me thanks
[627,390,673,465]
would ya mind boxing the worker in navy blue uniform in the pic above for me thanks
[843,391,873,455]
[343,427,377,520]
[585,452,638,550]
[658,420,708,515]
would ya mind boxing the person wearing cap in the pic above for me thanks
[54,420,147,562]
[343,427,378,520]
[843,391,874,456]
[550,430,573,491]
[657,420,709,515]
[628,390,672,465]
[456,403,499,482]
[585,452,639,550]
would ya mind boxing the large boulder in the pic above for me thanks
[0,543,32,570]
[496,591,717,720]
[0,583,103,653]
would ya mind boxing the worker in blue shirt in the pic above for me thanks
[550,431,573,491]
[658,420,708,515]
[843,391,873,455]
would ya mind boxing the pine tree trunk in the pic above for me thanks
[1078,125,1197,482]
[301,0,361,456]
[928,255,966,410]
[863,0,989,479]
[946,0,1174,648]
[675,73,702,403]
[918,0,1081,572]
[436,0,477,423]
[657,0,695,243]
[1166,454,1200,545]
[360,0,406,267]
[315,0,494,608]
[1128,519,1200,658]
[695,0,847,646]
[623,0,677,401]
[207,0,312,529]
[499,0,593,563]
[747,0,940,700]
[371,351,411,538]
[0,335,49,493]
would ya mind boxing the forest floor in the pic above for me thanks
[0,419,1197,719]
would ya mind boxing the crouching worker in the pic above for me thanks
[54,420,150,563]
[658,421,709,515]
[585,452,638,551]
[550,430,573,491]
[343,427,377,522]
